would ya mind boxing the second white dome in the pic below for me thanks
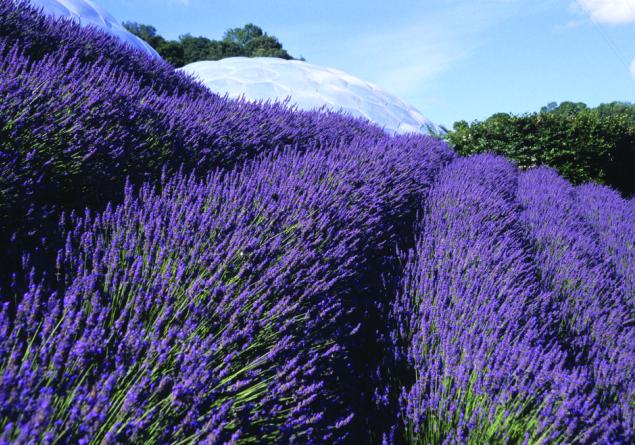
[180,57,439,135]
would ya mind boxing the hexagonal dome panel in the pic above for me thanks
[26,0,161,59]
[180,57,439,135]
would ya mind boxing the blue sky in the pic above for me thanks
[100,0,634,128]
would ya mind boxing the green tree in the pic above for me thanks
[540,101,588,116]
[244,35,292,59]
[124,22,297,67]
[445,102,635,197]
[223,23,264,47]
[155,40,184,67]
[178,34,215,65]
[224,24,293,59]
[123,22,165,48]
[203,40,244,60]
[596,101,635,123]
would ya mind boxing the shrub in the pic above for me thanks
[0,134,453,443]
[445,105,635,197]
[517,167,635,438]
[0,0,387,283]
[393,155,620,443]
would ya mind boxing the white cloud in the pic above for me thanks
[556,19,586,31]
[337,1,521,98]
[575,0,635,24]
[630,59,635,78]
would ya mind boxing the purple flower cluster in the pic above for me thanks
[393,155,633,443]
[0,135,452,443]
[517,168,635,438]
[575,183,635,303]
[1,0,203,95]
[0,0,388,282]
[2,1,634,443]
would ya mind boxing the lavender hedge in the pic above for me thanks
[1,1,634,442]
[0,135,453,443]
[1,0,205,96]
[574,183,635,303]
[517,168,635,439]
[0,0,388,283]
[573,183,635,437]
[392,155,623,443]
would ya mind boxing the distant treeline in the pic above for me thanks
[445,101,635,197]
[123,22,301,67]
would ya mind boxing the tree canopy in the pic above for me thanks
[123,22,299,67]
[445,102,635,197]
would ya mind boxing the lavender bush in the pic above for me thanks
[393,155,623,443]
[0,0,388,284]
[0,136,452,443]
[1,0,206,96]
[1,1,634,443]
[517,168,635,438]
[574,183,635,302]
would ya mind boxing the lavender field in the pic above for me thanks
[0,1,633,443]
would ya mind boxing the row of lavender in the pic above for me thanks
[0,2,413,441]
[1,0,634,443]
[393,155,635,443]
[0,134,453,443]
[0,0,387,285]
[4,149,633,443]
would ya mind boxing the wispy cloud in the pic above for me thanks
[555,19,586,31]
[148,0,191,5]
[630,60,635,78]
[572,0,635,24]
[343,23,467,95]
[337,1,524,98]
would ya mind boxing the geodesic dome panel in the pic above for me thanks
[180,57,439,135]
[27,0,161,59]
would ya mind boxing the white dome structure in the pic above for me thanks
[26,0,161,59]
[180,57,439,135]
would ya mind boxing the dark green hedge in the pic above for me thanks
[445,102,635,197]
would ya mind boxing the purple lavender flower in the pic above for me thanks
[393,155,627,443]
[1,1,633,442]
[0,136,452,442]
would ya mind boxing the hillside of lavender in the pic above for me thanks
[1,1,634,444]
